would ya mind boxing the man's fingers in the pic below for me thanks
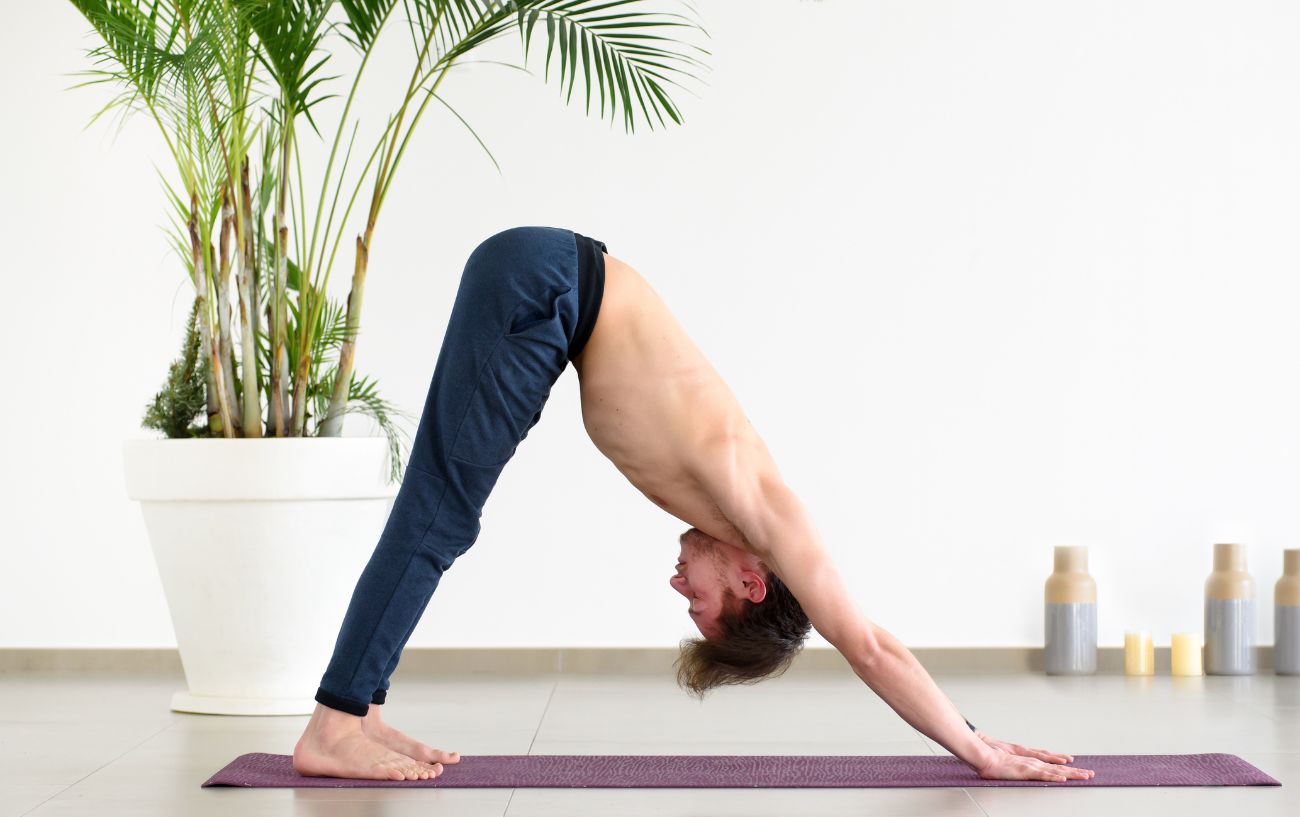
[1047,762,1094,780]
[1005,741,1074,764]
[1020,758,1094,782]
[980,753,1096,783]
[1026,746,1073,763]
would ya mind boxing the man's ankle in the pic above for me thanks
[314,703,365,735]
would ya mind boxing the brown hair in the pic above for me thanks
[673,567,812,699]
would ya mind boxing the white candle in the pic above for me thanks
[1124,631,1154,675]
[1171,632,1203,676]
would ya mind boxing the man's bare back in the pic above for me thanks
[570,252,772,552]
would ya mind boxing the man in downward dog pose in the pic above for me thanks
[293,226,1095,784]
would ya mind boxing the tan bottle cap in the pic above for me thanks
[1054,545,1088,573]
[1213,542,1247,572]
[1206,543,1253,600]
[1046,545,1096,603]
[1279,549,1300,606]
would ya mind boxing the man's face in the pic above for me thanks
[670,528,766,640]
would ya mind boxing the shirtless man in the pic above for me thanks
[293,226,1095,784]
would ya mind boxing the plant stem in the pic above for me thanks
[269,104,295,436]
[193,240,221,434]
[190,192,233,438]
[291,137,310,436]
[236,156,262,436]
[216,188,242,434]
[276,224,293,435]
[318,234,368,437]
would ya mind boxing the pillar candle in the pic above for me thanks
[1124,631,1154,675]
[1171,632,1203,676]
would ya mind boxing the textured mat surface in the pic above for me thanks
[201,752,1280,788]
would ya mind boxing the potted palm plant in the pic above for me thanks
[70,0,707,715]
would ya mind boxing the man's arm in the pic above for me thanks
[701,437,999,772]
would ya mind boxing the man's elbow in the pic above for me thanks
[842,622,889,674]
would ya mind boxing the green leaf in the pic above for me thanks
[337,0,398,52]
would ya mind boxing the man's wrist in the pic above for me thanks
[958,716,998,772]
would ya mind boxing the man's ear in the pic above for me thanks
[739,569,767,604]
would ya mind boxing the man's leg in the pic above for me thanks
[367,597,430,705]
[314,226,580,716]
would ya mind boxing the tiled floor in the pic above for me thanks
[1,667,1296,816]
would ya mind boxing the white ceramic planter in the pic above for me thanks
[122,437,398,716]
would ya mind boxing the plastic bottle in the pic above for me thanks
[1044,545,1097,675]
[1275,549,1300,676]
[1204,542,1255,675]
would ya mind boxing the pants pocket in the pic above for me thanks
[449,297,569,468]
[447,353,551,468]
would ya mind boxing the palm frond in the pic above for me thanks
[432,91,501,172]
[400,1,709,134]
[336,0,400,52]
[316,294,352,352]
[69,0,186,103]
[313,366,414,484]
[234,0,334,128]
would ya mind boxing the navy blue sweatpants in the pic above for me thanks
[315,226,606,717]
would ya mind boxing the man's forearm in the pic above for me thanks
[711,475,994,767]
[847,625,999,771]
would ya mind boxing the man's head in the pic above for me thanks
[669,527,812,699]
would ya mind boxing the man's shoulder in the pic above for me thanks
[685,430,786,554]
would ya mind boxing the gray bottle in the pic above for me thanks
[1044,545,1097,675]
[1276,549,1300,676]
[1204,543,1255,675]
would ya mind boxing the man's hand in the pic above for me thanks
[971,729,1095,782]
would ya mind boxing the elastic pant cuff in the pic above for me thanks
[315,687,370,718]
[371,688,387,706]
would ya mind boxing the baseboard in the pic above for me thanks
[0,646,1277,675]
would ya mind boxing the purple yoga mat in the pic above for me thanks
[201,752,1280,788]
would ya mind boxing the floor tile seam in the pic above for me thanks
[960,786,992,816]
[915,729,993,817]
[527,679,560,754]
[503,678,559,817]
[18,720,179,816]
[18,785,72,817]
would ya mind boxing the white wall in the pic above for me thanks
[3,1,1299,651]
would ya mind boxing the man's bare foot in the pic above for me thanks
[360,704,462,767]
[293,703,444,781]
